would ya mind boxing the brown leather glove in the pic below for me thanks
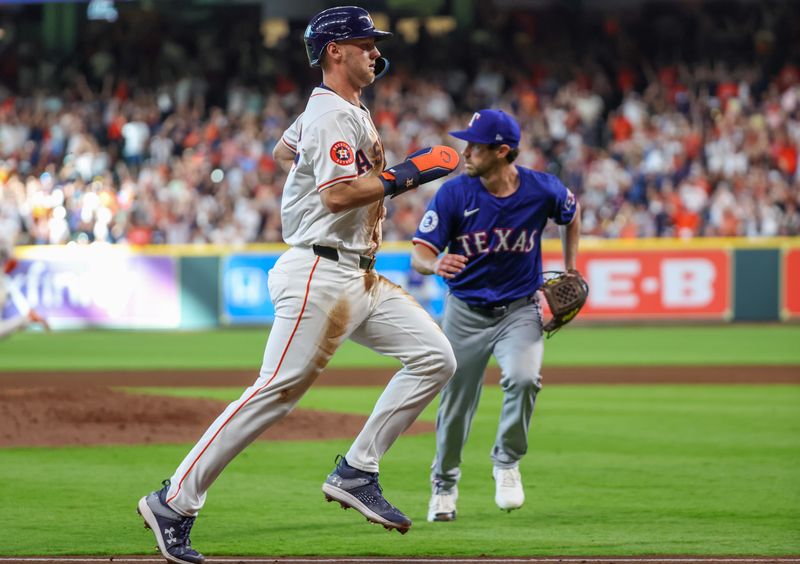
[541,270,589,338]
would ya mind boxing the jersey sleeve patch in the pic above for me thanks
[330,141,355,166]
[550,177,578,225]
[418,210,439,233]
[564,188,576,212]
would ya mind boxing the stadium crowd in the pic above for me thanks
[0,1,798,246]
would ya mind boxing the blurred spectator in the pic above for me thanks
[0,1,797,246]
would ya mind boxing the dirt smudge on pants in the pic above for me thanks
[278,298,351,403]
[364,270,378,292]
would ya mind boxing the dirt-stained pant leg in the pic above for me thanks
[345,274,456,473]
[166,248,371,516]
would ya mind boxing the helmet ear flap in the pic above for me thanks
[374,57,390,80]
[304,29,318,67]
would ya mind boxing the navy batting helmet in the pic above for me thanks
[304,6,392,78]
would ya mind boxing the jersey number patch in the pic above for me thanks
[330,141,355,166]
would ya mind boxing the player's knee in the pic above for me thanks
[402,333,455,383]
[429,339,457,383]
[441,346,458,380]
[503,369,542,392]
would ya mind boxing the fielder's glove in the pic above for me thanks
[541,270,589,338]
[380,145,459,198]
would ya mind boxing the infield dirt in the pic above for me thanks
[0,365,797,447]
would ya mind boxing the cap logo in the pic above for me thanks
[495,133,503,141]
[467,112,481,127]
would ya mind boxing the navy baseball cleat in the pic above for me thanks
[137,480,205,564]
[322,455,412,534]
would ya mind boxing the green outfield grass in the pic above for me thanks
[1,324,800,371]
[1,384,798,556]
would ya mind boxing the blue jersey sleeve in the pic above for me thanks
[549,177,578,225]
[412,180,460,254]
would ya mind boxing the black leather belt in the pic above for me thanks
[312,244,376,271]
[467,296,534,318]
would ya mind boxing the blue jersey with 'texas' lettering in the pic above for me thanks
[412,166,577,308]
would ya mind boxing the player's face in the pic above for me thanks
[337,38,381,88]
[462,142,502,177]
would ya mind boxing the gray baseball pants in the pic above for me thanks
[431,293,544,492]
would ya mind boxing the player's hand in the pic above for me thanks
[433,254,468,279]
[380,145,459,198]
[27,309,51,332]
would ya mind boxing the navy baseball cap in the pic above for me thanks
[449,109,521,148]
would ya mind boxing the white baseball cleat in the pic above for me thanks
[493,466,524,511]
[427,486,458,522]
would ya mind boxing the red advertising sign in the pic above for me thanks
[784,249,800,318]
[542,250,731,319]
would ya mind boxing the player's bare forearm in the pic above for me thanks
[320,177,387,213]
[560,202,581,271]
[411,244,438,275]
[412,244,468,279]
[272,142,296,172]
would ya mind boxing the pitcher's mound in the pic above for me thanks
[0,386,435,447]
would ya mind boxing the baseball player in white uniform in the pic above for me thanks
[0,247,49,339]
[138,7,460,563]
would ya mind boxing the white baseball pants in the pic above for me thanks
[166,246,455,516]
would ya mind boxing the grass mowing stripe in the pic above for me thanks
[544,325,800,366]
[2,326,800,371]
[1,385,797,556]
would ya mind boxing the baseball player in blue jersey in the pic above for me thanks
[411,109,581,521]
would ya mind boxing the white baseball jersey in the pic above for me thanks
[280,86,385,254]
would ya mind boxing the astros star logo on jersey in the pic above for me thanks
[330,141,355,166]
